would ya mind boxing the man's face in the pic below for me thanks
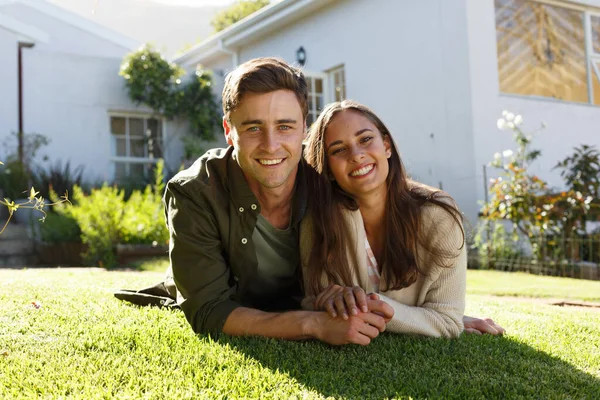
[224,90,306,191]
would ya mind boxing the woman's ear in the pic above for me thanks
[384,135,392,158]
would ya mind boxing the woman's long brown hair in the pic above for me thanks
[303,100,465,296]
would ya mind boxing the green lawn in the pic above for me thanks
[1,268,599,399]
[467,269,600,302]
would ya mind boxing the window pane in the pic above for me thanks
[308,95,314,114]
[306,77,313,93]
[495,0,588,103]
[307,113,314,127]
[146,118,162,140]
[316,95,324,112]
[130,118,144,137]
[111,117,125,135]
[115,137,127,156]
[115,163,127,180]
[315,78,323,94]
[130,138,146,157]
[593,16,600,54]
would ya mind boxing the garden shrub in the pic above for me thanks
[50,160,168,268]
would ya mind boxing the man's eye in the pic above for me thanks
[279,125,292,131]
[247,126,260,132]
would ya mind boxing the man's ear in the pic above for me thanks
[383,135,392,158]
[223,117,234,146]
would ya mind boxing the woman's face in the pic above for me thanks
[324,109,391,200]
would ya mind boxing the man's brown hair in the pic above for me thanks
[222,57,308,122]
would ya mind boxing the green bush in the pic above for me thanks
[0,159,31,201]
[39,212,82,244]
[51,160,168,268]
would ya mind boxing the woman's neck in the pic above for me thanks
[357,186,388,262]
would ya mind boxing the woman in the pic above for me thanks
[301,100,469,338]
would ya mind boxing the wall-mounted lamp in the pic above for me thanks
[296,46,306,66]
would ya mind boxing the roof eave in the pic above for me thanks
[173,0,337,67]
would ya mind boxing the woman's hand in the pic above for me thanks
[314,284,370,319]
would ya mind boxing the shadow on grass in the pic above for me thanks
[219,333,599,399]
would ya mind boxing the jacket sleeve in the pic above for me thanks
[165,182,241,335]
[381,206,466,338]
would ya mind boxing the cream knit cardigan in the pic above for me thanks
[300,204,466,338]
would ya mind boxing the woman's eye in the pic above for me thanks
[330,148,345,155]
[360,136,373,144]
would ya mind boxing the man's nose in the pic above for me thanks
[260,130,279,153]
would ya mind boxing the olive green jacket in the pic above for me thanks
[162,147,307,334]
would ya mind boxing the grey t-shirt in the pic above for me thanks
[246,214,299,301]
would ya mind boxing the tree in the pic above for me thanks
[211,0,270,33]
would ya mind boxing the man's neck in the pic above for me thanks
[248,169,298,230]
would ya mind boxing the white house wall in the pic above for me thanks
[467,0,600,207]
[203,0,478,222]
[21,49,133,182]
[0,26,19,158]
[0,2,130,57]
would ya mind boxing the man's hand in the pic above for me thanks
[463,315,505,335]
[313,311,387,346]
[314,284,369,319]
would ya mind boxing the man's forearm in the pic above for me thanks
[222,307,321,340]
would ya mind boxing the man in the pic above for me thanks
[125,57,503,343]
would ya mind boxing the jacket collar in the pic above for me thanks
[224,146,308,226]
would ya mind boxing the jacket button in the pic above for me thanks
[241,238,248,244]
[239,207,244,213]
[250,204,257,210]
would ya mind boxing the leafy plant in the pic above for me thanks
[211,0,270,32]
[119,45,220,143]
[0,159,31,201]
[51,160,168,267]
[481,111,555,238]
[554,144,600,199]
[39,212,81,244]
[32,160,84,200]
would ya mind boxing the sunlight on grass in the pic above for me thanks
[467,270,600,302]
[0,268,598,398]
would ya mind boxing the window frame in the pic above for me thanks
[108,111,166,180]
[303,70,330,126]
[327,64,347,102]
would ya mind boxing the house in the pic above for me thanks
[0,0,187,185]
[174,0,600,224]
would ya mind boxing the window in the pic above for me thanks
[329,65,346,102]
[495,0,600,105]
[306,75,326,126]
[110,115,163,182]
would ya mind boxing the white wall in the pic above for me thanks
[467,0,600,207]
[203,0,479,221]
[22,49,137,182]
[0,26,19,160]
[0,2,130,58]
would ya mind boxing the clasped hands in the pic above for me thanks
[311,284,393,346]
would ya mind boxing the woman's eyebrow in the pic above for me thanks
[326,128,373,151]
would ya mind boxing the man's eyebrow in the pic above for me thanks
[326,128,373,151]
[240,119,263,126]
[239,119,298,125]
